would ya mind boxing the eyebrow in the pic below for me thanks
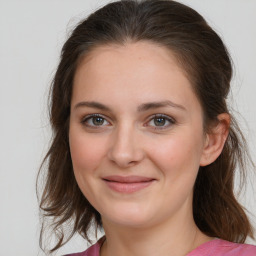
[74,100,186,112]
[138,100,186,112]
[74,101,111,111]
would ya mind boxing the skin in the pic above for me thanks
[69,41,230,256]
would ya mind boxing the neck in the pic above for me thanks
[100,206,212,256]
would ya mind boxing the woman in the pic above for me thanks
[37,0,256,255]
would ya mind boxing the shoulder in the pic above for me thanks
[188,238,256,256]
[63,236,105,256]
[216,240,256,255]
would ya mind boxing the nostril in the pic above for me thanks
[107,132,145,167]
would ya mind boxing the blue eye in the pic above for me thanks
[147,114,175,129]
[81,113,175,130]
[81,114,110,128]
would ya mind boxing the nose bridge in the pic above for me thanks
[108,120,144,167]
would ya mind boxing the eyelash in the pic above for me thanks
[81,113,176,130]
[81,114,110,129]
[146,114,176,130]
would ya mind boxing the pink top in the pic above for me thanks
[64,236,256,256]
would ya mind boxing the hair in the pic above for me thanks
[37,0,255,253]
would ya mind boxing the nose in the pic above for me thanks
[107,123,145,168]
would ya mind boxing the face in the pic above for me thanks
[69,41,207,229]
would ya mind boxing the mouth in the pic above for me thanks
[102,175,156,193]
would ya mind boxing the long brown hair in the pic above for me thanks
[37,0,254,253]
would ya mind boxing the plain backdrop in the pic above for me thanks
[0,0,255,255]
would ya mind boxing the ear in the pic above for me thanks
[200,113,230,166]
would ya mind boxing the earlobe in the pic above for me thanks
[200,113,230,166]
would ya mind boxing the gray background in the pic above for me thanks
[0,0,255,255]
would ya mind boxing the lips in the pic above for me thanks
[102,175,156,193]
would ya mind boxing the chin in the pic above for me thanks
[101,204,157,228]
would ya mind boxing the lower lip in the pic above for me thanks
[103,180,155,193]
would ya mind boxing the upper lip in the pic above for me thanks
[102,175,155,183]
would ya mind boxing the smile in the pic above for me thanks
[102,175,156,193]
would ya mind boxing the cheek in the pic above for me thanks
[149,131,204,179]
[69,128,109,205]
[69,129,107,175]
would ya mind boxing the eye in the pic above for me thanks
[147,114,175,130]
[81,114,110,128]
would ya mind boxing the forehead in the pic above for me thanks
[75,41,187,85]
[72,41,201,114]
